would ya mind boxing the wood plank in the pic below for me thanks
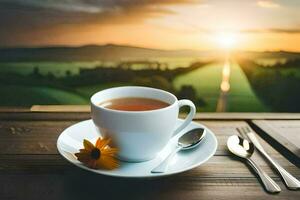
[0,112,91,121]
[252,120,300,159]
[195,113,300,120]
[0,119,299,178]
[0,170,299,200]
[0,116,299,199]
[1,153,299,198]
[0,119,299,162]
[0,154,299,178]
[28,105,300,119]
[0,120,289,156]
[0,120,77,154]
[30,105,90,112]
[201,121,299,157]
[0,107,30,112]
[2,107,300,120]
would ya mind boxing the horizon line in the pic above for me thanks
[0,43,300,53]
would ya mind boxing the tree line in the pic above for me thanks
[238,58,300,112]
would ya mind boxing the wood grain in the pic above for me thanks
[1,172,298,200]
[3,106,300,120]
[0,119,296,157]
[0,154,299,178]
[252,120,300,159]
[0,155,299,199]
[0,112,91,121]
[28,105,300,118]
[30,105,89,112]
[0,109,299,200]
[0,120,76,154]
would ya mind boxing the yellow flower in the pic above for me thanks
[75,137,119,170]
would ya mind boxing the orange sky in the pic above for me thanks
[1,0,300,51]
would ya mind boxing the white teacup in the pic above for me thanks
[91,86,196,162]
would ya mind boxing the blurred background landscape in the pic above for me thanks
[0,0,300,112]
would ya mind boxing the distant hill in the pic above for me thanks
[238,51,300,60]
[0,44,299,61]
[0,44,212,62]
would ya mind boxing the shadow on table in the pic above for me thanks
[62,167,191,199]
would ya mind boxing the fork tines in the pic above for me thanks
[236,126,252,139]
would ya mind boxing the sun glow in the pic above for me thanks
[216,31,239,49]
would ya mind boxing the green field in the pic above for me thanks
[0,83,137,106]
[0,85,88,106]
[0,61,105,76]
[227,61,268,112]
[0,57,203,77]
[1,44,299,111]
[173,61,267,112]
[76,82,130,98]
[173,62,223,112]
[0,58,292,111]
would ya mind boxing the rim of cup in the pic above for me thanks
[90,86,178,114]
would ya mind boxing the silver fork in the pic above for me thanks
[237,126,300,190]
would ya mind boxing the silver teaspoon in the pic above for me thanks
[151,128,206,173]
[227,135,281,193]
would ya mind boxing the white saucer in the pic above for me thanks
[57,119,218,178]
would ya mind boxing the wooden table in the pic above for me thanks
[1,106,300,200]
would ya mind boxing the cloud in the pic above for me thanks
[0,0,198,46]
[0,0,198,13]
[267,28,300,34]
[257,0,280,8]
[242,28,300,34]
[0,0,199,27]
[0,1,185,34]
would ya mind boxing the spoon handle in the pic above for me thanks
[151,146,182,173]
[247,158,281,193]
[247,132,300,190]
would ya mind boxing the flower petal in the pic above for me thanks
[83,139,94,151]
[75,152,91,163]
[87,160,97,169]
[77,137,119,170]
[79,149,90,153]
[96,155,119,170]
[75,151,89,157]
[101,148,118,156]
[96,138,111,149]
[95,137,102,147]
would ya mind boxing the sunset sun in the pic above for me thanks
[216,32,239,49]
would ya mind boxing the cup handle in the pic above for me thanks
[173,99,196,136]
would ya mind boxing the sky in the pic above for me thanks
[0,0,300,51]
